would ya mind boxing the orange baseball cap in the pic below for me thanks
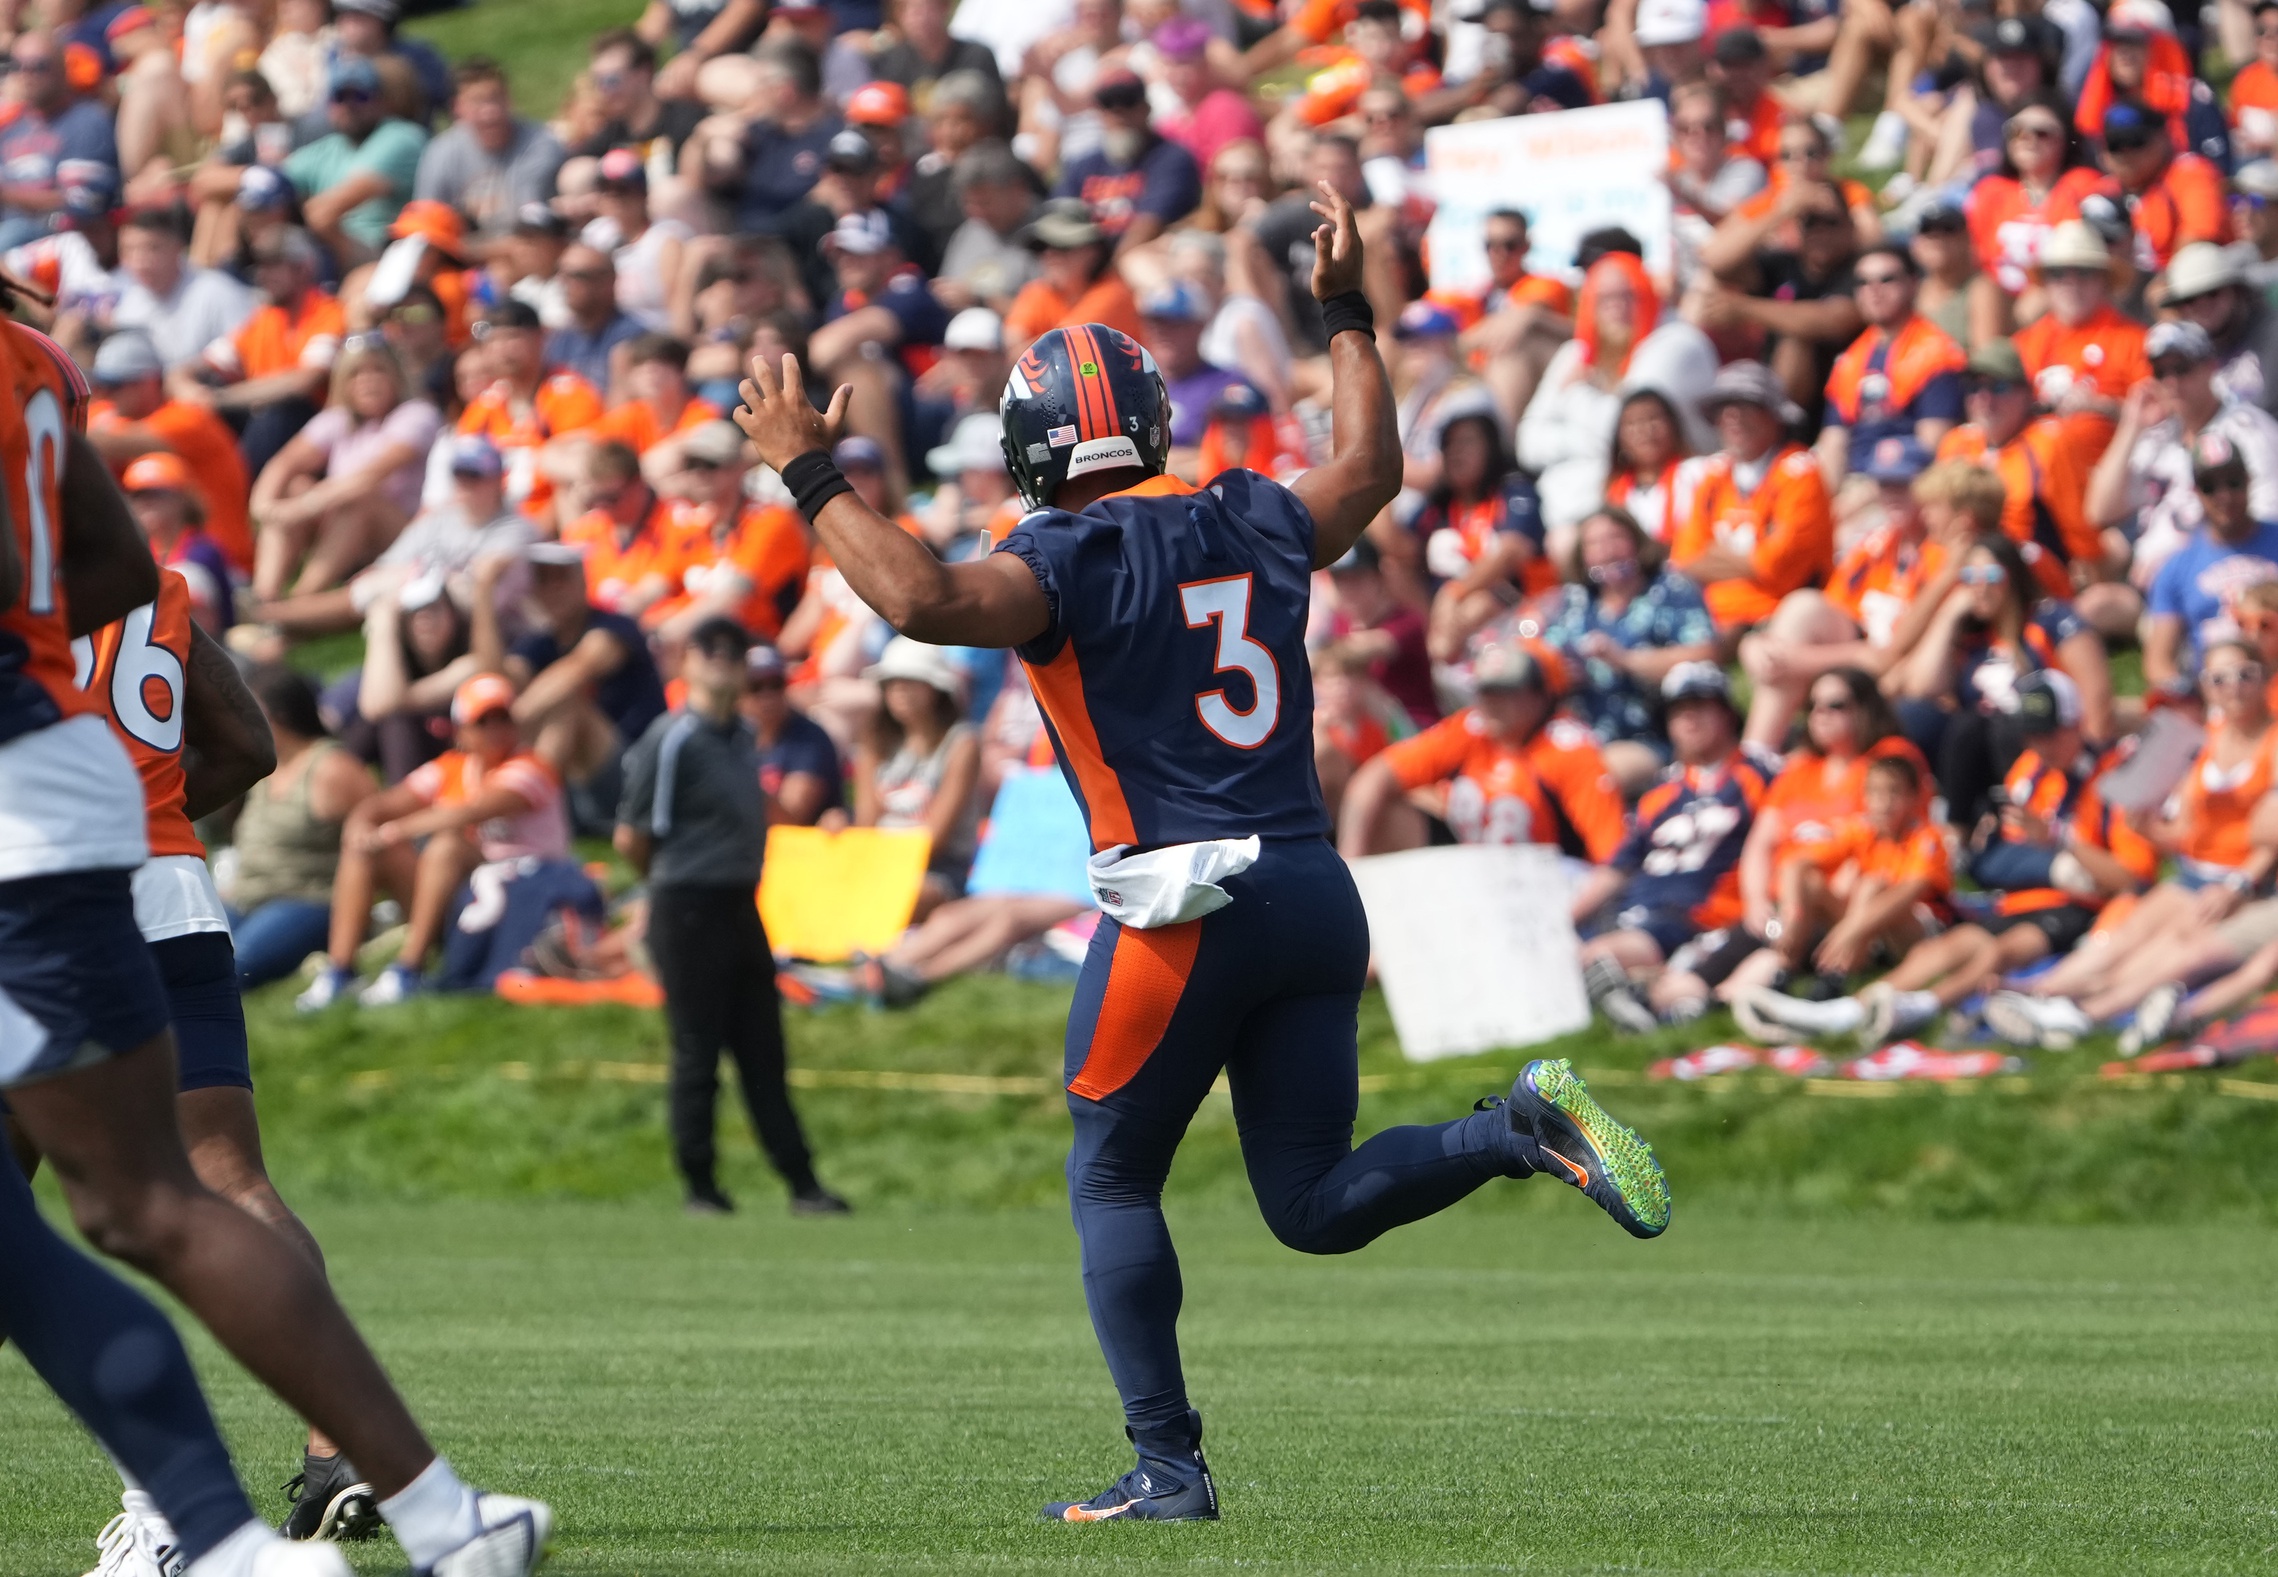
[845,81,909,126]
[121,452,191,493]
[391,199,466,257]
[451,672,518,724]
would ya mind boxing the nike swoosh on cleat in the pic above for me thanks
[1063,1502,1137,1522]
[1542,1146,1591,1188]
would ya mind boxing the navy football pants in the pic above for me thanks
[1063,838,1518,1440]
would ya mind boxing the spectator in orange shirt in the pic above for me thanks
[2099,102,2227,273]
[457,297,605,524]
[1000,199,1145,352]
[2012,220,2150,467]
[551,333,719,509]
[1814,241,1967,490]
[647,420,812,647]
[560,440,682,621]
[85,327,255,576]
[1705,27,1782,168]
[1670,359,1835,632]
[2233,0,2278,159]
[1337,639,1627,868]
[1965,97,2108,304]
[1458,207,1577,427]
[176,226,345,477]
[1731,751,1951,1038]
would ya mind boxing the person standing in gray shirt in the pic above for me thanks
[615,618,846,1216]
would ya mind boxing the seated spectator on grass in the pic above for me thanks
[741,643,844,826]
[1520,250,1675,533]
[1001,197,1144,352]
[179,227,343,477]
[0,30,119,251]
[1572,662,1778,1031]
[1669,360,1835,634]
[1311,641,1410,825]
[1414,409,1551,663]
[284,55,428,265]
[698,41,843,232]
[228,664,380,991]
[1691,170,1867,421]
[2162,244,2278,420]
[1054,69,1200,255]
[1814,243,1965,493]
[808,208,950,486]
[1534,505,1716,795]
[646,425,811,645]
[415,57,565,244]
[2143,435,2278,692]
[101,208,256,384]
[1152,16,1262,176]
[562,440,678,620]
[917,413,1020,549]
[1729,751,1951,1039]
[861,887,1093,1005]
[586,148,687,333]
[495,543,669,835]
[249,334,442,608]
[298,672,570,1011]
[1338,640,1626,862]
[569,28,708,171]
[1317,535,1436,730]
[854,637,982,920]
[2010,221,2146,468]
[1603,387,1691,544]
[2094,102,2225,276]
[543,244,644,395]
[1964,96,2106,303]
[1456,208,1576,430]
[932,141,1041,314]
[1987,641,2278,1049]
[1908,201,2001,357]
[459,298,605,522]
[122,453,234,632]
[1937,338,2112,610]
[87,327,255,575]
[339,570,483,783]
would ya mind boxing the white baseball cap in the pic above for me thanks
[1635,0,1706,47]
[943,307,1003,353]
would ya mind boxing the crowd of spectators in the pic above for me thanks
[35,0,2278,1051]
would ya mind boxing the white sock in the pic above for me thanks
[379,1457,483,1569]
[1813,997,1867,1033]
[184,1520,277,1577]
[1894,990,1940,1027]
[121,1487,179,1547]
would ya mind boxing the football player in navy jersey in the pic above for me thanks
[737,183,1671,1525]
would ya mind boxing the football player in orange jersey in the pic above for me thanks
[0,318,553,1577]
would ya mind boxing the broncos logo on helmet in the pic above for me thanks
[998,324,1170,511]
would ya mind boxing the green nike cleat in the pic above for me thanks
[1507,1058,1671,1239]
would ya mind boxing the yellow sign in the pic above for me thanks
[757,826,933,961]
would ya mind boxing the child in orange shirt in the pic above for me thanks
[1733,752,1950,1037]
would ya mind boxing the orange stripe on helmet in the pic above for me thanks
[1066,325,1111,442]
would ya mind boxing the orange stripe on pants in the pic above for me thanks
[1067,920,1203,1101]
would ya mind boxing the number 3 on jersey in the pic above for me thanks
[72,600,184,751]
[1180,574,1280,749]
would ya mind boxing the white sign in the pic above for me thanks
[1349,844,1592,1063]
[1422,99,1673,297]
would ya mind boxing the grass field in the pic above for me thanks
[7,1200,2278,1575]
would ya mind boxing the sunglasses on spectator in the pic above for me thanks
[1778,145,1824,163]
[2259,19,2278,36]
[2007,120,2061,141]
[1483,235,1525,252]
[1854,269,1908,287]
[1966,378,2021,396]
[2205,665,2265,686]
[1809,695,1856,713]
[747,674,786,692]
[11,55,53,72]
[1673,116,1719,135]
[1958,563,2007,585]
[682,457,724,472]
[593,71,628,91]
[1917,213,1965,235]
[332,87,375,104]
[2105,129,2154,154]
[1800,209,1847,231]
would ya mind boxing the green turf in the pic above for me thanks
[7,1199,2277,1574]
[407,0,648,121]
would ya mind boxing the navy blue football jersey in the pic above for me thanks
[996,470,1327,850]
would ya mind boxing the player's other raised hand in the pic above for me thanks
[735,353,853,474]
[1308,180,1364,301]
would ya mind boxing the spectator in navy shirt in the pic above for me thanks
[742,644,846,824]
[772,129,936,309]
[0,30,120,250]
[809,209,948,481]
[700,40,842,231]
[1053,70,1199,256]
[2144,435,2278,689]
[1138,280,1247,456]
[543,244,643,393]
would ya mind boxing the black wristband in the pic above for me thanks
[1320,290,1374,340]
[782,450,853,523]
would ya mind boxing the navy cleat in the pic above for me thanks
[1044,1410,1220,1523]
[1502,1058,1671,1239]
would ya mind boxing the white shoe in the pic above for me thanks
[357,964,421,1007]
[84,1511,184,1577]
[2118,982,2186,1057]
[1983,991,2092,1050]
[294,967,355,1013]
[1733,987,1866,1042]
[422,1494,553,1577]
[1857,109,1910,170]
[1861,983,1937,1045]
[248,1540,352,1577]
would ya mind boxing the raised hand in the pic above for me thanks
[735,352,853,473]
[1308,179,1365,302]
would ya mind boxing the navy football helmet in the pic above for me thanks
[998,324,1170,510]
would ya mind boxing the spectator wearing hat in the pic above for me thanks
[100,208,256,374]
[1817,242,1966,492]
[2161,240,2278,419]
[1136,279,1246,454]
[852,636,981,919]
[934,142,1040,312]
[1938,338,2113,610]
[1572,661,1776,1033]
[0,30,119,251]
[1619,0,1706,103]
[346,568,481,784]
[541,243,643,394]
[1,159,120,317]
[2078,1,2231,166]
[2097,101,2226,274]
[1904,201,1994,351]
[2010,219,2149,467]
[1701,29,1782,168]
[1000,196,1145,348]
[646,421,811,646]
[282,54,429,263]
[1052,69,1199,255]
[299,670,569,1010]
[2231,160,2278,287]
[616,618,845,1217]
[914,305,1009,435]
[1340,639,1627,861]
[2142,432,2278,690]
[1915,15,2064,188]
[177,226,344,474]
[740,642,844,826]
[86,327,256,576]
[804,205,948,489]
[1154,17,1263,173]
[121,453,234,632]
[585,147,685,333]
[461,296,605,522]
[697,40,843,231]
[917,410,1022,551]
[247,340,441,620]
[845,81,915,197]
[771,127,936,308]
[364,197,478,345]
[1671,360,1836,632]
[2090,319,2278,593]
[330,0,453,123]
[1196,380,1291,483]
[414,57,565,243]
[1963,95,2107,303]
